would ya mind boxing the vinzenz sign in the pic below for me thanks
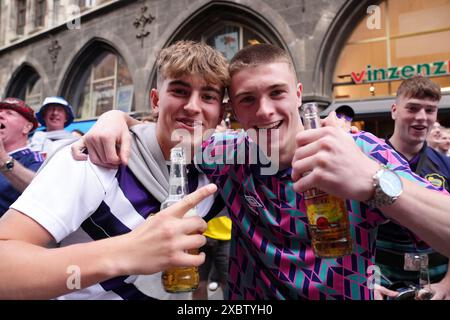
[350,60,450,84]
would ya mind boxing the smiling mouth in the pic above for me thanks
[177,119,202,128]
[254,120,283,130]
[411,125,427,131]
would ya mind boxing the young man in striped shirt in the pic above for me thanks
[374,77,450,300]
[0,41,228,299]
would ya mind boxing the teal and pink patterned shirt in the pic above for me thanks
[197,130,438,300]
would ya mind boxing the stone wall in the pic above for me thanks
[0,0,371,112]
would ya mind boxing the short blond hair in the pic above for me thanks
[156,40,229,89]
[229,43,295,78]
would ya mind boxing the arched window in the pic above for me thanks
[168,4,284,60]
[63,45,134,120]
[6,64,43,110]
[203,23,268,60]
[77,52,133,119]
[333,0,450,100]
[24,75,42,110]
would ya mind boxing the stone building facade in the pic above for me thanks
[1,0,449,134]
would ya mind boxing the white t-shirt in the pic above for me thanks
[11,146,215,300]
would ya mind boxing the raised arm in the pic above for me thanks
[0,139,39,192]
[0,159,37,192]
[291,126,450,257]
[71,110,138,168]
[0,184,215,299]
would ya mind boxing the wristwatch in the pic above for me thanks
[365,165,403,208]
[0,156,15,172]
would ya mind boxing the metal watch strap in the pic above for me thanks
[365,165,398,209]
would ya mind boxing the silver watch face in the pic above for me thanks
[379,169,403,197]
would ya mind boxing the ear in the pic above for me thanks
[296,83,303,105]
[23,122,33,135]
[150,89,159,114]
[391,103,397,120]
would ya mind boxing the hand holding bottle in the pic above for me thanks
[111,184,215,277]
[298,103,353,258]
[291,117,379,202]
[161,147,203,293]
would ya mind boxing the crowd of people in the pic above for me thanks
[0,40,450,301]
[0,96,79,214]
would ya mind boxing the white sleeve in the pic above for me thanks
[11,146,118,243]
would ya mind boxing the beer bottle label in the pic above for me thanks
[304,188,346,229]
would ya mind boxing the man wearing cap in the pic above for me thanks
[29,96,77,157]
[335,104,355,132]
[0,98,44,216]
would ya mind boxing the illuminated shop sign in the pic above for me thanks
[350,60,450,84]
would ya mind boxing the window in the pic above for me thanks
[79,0,96,10]
[333,0,450,100]
[16,0,26,35]
[203,24,267,60]
[53,0,60,25]
[6,66,43,110]
[25,76,43,111]
[75,52,134,119]
[35,0,46,28]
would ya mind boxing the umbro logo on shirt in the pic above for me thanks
[244,195,263,208]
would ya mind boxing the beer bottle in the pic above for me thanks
[161,147,200,293]
[416,254,434,300]
[300,103,353,258]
